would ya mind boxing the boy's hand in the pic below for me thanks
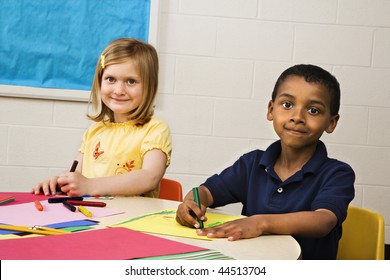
[175,199,207,229]
[196,216,264,241]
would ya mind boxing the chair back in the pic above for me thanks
[158,178,183,202]
[337,205,385,260]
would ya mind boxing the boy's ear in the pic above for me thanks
[267,100,274,121]
[325,114,340,134]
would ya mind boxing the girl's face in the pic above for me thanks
[267,75,339,151]
[100,59,143,123]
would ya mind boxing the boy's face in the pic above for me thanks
[267,75,339,150]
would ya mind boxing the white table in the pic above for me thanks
[94,196,302,260]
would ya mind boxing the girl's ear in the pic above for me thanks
[325,114,340,134]
[267,100,274,121]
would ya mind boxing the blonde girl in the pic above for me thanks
[33,38,171,197]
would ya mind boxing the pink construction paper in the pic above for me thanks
[0,200,124,226]
[0,192,48,206]
[0,227,206,260]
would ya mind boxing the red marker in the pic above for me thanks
[67,200,106,207]
[34,200,43,211]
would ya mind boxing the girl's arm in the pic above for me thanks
[58,149,167,196]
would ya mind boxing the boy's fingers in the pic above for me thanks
[197,223,244,240]
[176,203,200,228]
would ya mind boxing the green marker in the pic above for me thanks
[192,187,204,229]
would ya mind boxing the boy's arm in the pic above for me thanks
[197,208,337,241]
[176,185,214,228]
[258,209,337,237]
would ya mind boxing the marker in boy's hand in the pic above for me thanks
[192,187,204,229]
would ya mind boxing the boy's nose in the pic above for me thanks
[290,108,305,123]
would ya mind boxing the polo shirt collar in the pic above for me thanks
[259,140,328,175]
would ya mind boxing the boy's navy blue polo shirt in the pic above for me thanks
[203,140,355,260]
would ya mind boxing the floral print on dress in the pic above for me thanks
[93,141,104,160]
[115,160,135,175]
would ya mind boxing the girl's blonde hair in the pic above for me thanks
[88,38,159,125]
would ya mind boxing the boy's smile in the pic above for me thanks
[267,75,339,151]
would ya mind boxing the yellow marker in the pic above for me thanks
[78,205,92,217]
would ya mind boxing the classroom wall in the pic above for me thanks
[1,0,390,243]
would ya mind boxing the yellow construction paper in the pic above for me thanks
[111,208,240,240]
[0,233,42,240]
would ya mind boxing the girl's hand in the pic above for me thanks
[32,176,59,196]
[57,171,91,197]
[176,199,207,229]
[196,216,264,241]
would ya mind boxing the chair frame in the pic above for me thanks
[158,178,183,202]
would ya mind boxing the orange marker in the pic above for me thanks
[34,200,43,211]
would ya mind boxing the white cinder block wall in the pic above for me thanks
[1,0,390,244]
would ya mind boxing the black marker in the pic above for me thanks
[56,160,79,193]
[69,160,78,172]
[48,196,84,203]
[62,201,76,212]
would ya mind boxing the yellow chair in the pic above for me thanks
[158,178,183,202]
[337,205,385,260]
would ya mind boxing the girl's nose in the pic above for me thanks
[113,82,125,94]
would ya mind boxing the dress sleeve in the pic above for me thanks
[140,118,172,166]
[79,123,94,154]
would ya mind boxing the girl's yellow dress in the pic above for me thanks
[79,117,172,197]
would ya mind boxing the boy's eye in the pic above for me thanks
[308,107,320,115]
[282,101,293,109]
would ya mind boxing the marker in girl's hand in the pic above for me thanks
[69,160,79,172]
[55,160,79,194]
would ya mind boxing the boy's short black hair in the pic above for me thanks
[271,64,341,116]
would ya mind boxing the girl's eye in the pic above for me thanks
[282,101,293,109]
[105,77,115,83]
[127,79,136,85]
[308,107,320,115]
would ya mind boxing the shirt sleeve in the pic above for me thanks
[79,122,96,154]
[311,160,355,227]
[202,151,258,208]
[140,118,172,166]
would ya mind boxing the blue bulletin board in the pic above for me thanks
[0,0,152,92]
